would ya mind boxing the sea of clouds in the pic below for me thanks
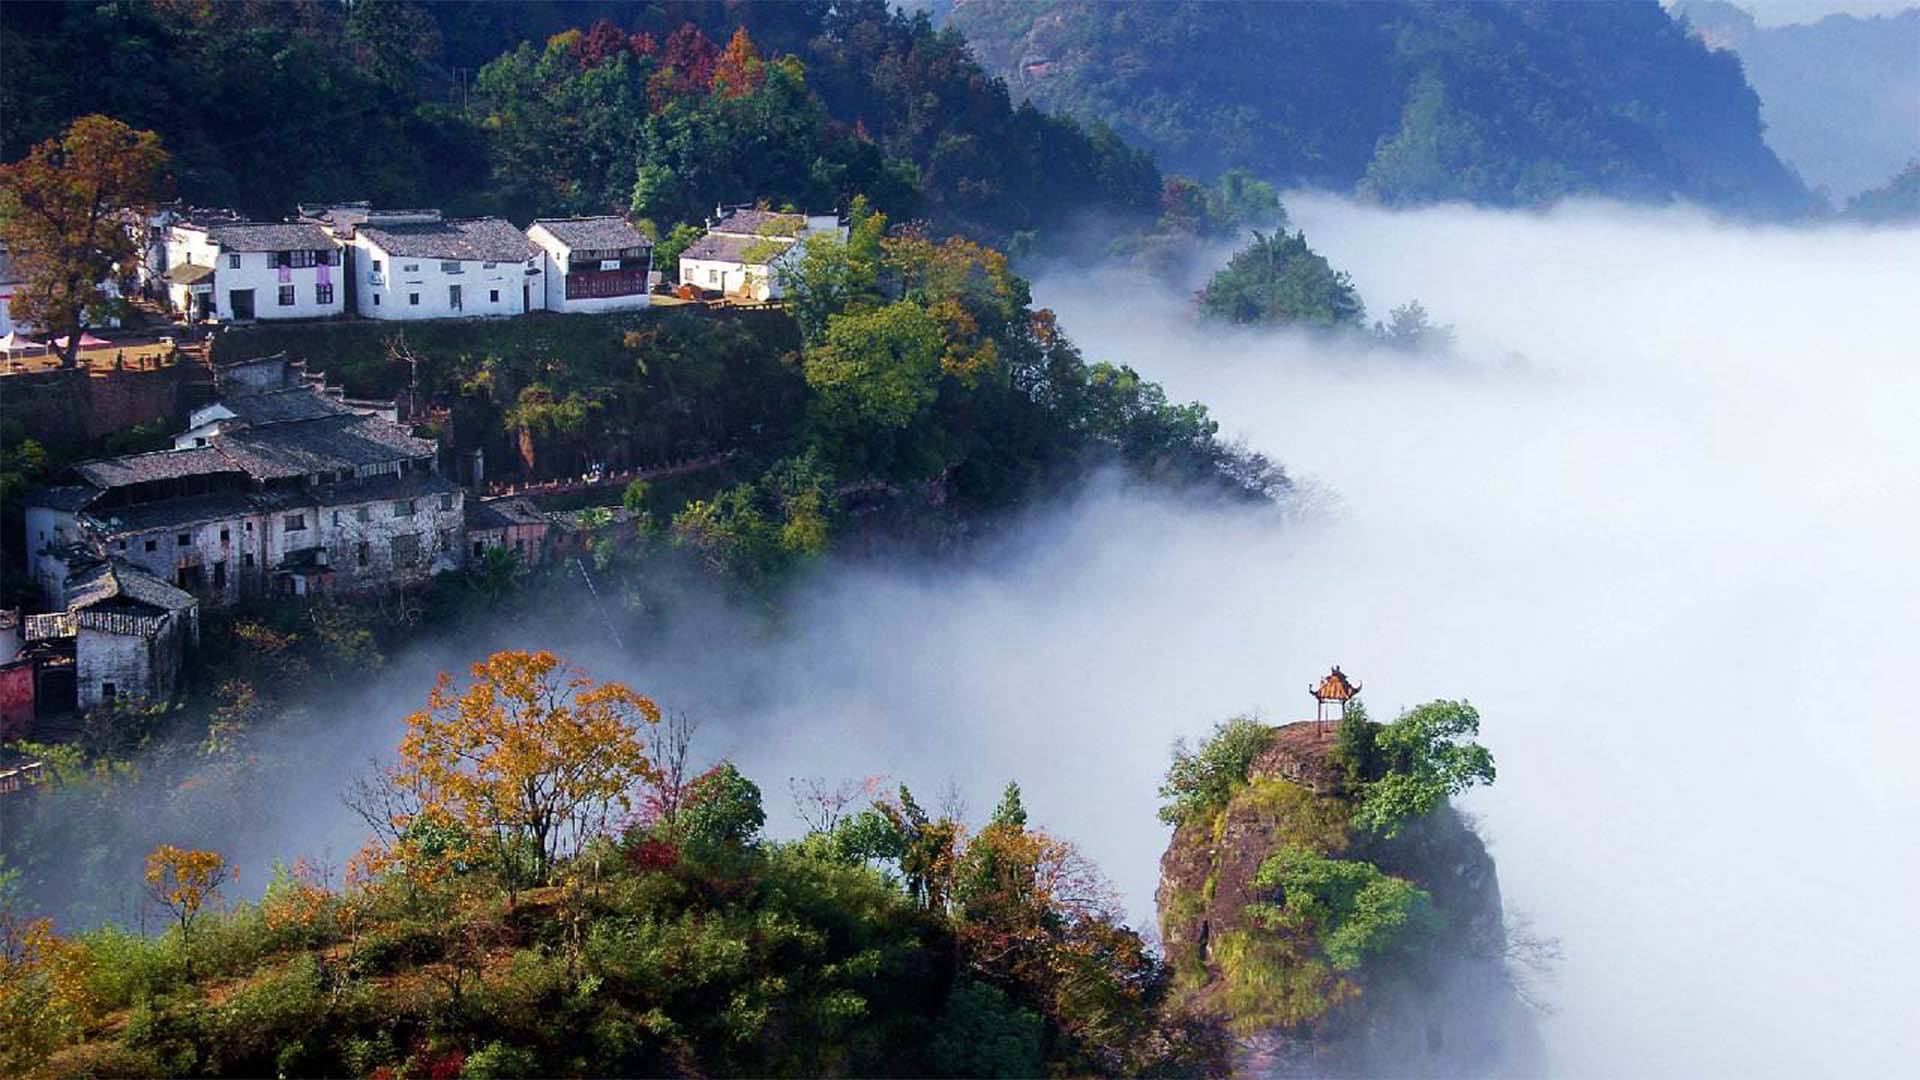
[51,195,1914,1076]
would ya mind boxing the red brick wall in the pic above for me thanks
[0,661,34,740]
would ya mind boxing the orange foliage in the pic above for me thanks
[386,650,661,883]
[0,115,171,367]
[0,913,100,1073]
[711,26,767,99]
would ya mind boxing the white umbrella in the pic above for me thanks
[0,330,44,354]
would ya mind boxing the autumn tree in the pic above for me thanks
[0,115,171,367]
[0,910,99,1075]
[384,650,661,888]
[710,26,767,99]
[143,845,232,977]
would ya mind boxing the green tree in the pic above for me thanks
[928,979,1045,1078]
[1374,299,1457,352]
[1351,700,1496,836]
[679,762,766,859]
[1249,845,1438,971]
[1197,229,1363,328]
[1157,717,1275,826]
[803,301,945,430]
[781,196,888,344]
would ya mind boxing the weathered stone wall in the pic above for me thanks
[324,491,466,590]
[74,611,189,711]
[0,366,193,443]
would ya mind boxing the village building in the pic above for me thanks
[464,497,553,564]
[0,245,23,339]
[150,212,345,322]
[352,218,540,320]
[527,217,656,314]
[23,357,464,609]
[677,205,845,301]
[24,560,200,713]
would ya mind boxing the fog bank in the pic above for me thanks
[52,195,1913,1077]
[1020,194,1918,1075]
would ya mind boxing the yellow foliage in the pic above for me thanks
[0,914,101,1075]
[386,650,662,883]
[143,844,232,923]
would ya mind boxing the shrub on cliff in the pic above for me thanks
[1349,701,1495,837]
[1157,717,1276,826]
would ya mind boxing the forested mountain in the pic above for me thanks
[0,0,1157,245]
[1673,1,1920,202]
[946,0,1814,215]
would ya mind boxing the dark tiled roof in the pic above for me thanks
[27,485,100,512]
[712,208,807,236]
[682,232,793,265]
[533,217,653,252]
[66,560,196,614]
[72,446,245,490]
[207,222,336,252]
[219,387,354,426]
[85,488,309,535]
[216,414,435,478]
[359,218,533,262]
[480,497,550,526]
[465,500,515,531]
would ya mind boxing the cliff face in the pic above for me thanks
[1156,722,1541,1076]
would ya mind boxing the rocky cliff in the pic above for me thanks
[1156,721,1541,1076]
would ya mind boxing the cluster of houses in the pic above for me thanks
[2,198,850,744]
[7,355,639,730]
[131,201,844,327]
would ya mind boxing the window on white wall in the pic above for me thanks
[490,289,499,303]
[277,285,295,306]
[227,253,241,269]
[408,293,419,306]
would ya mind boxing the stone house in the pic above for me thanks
[152,213,345,322]
[61,560,198,711]
[24,358,463,608]
[677,206,845,301]
[353,218,539,320]
[527,217,655,314]
[464,497,552,564]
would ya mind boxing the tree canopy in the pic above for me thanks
[0,115,171,366]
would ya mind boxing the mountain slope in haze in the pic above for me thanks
[947,0,1812,216]
[1673,1,1920,202]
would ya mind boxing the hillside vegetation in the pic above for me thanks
[0,651,1226,1078]
[0,0,1157,247]
[948,0,1812,215]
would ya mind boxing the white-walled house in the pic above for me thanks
[0,245,21,338]
[158,218,344,322]
[354,219,539,320]
[527,217,654,314]
[678,207,845,301]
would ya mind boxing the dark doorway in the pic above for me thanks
[229,288,255,320]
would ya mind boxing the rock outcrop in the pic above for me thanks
[1156,721,1541,1076]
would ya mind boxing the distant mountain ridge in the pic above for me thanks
[947,0,1813,216]
[1673,1,1920,202]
